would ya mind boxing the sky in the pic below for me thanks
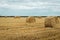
[0,0,60,16]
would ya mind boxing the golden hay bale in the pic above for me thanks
[14,16,20,18]
[45,16,59,28]
[26,16,36,23]
[4,16,7,18]
[37,16,42,19]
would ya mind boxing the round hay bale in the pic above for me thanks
[14,16,20,18]
[26,16,36,23]
[37,16,42,19]
[4,16,7,18]
[45,16,59,28]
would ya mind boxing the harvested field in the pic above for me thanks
[0,16,60,40]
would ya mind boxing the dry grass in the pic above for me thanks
[0,17,60,40]
[0,27,60,40]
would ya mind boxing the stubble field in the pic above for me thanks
[0,17,60,40]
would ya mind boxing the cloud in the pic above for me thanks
[0,0,60,12]
[0,3,35,9]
